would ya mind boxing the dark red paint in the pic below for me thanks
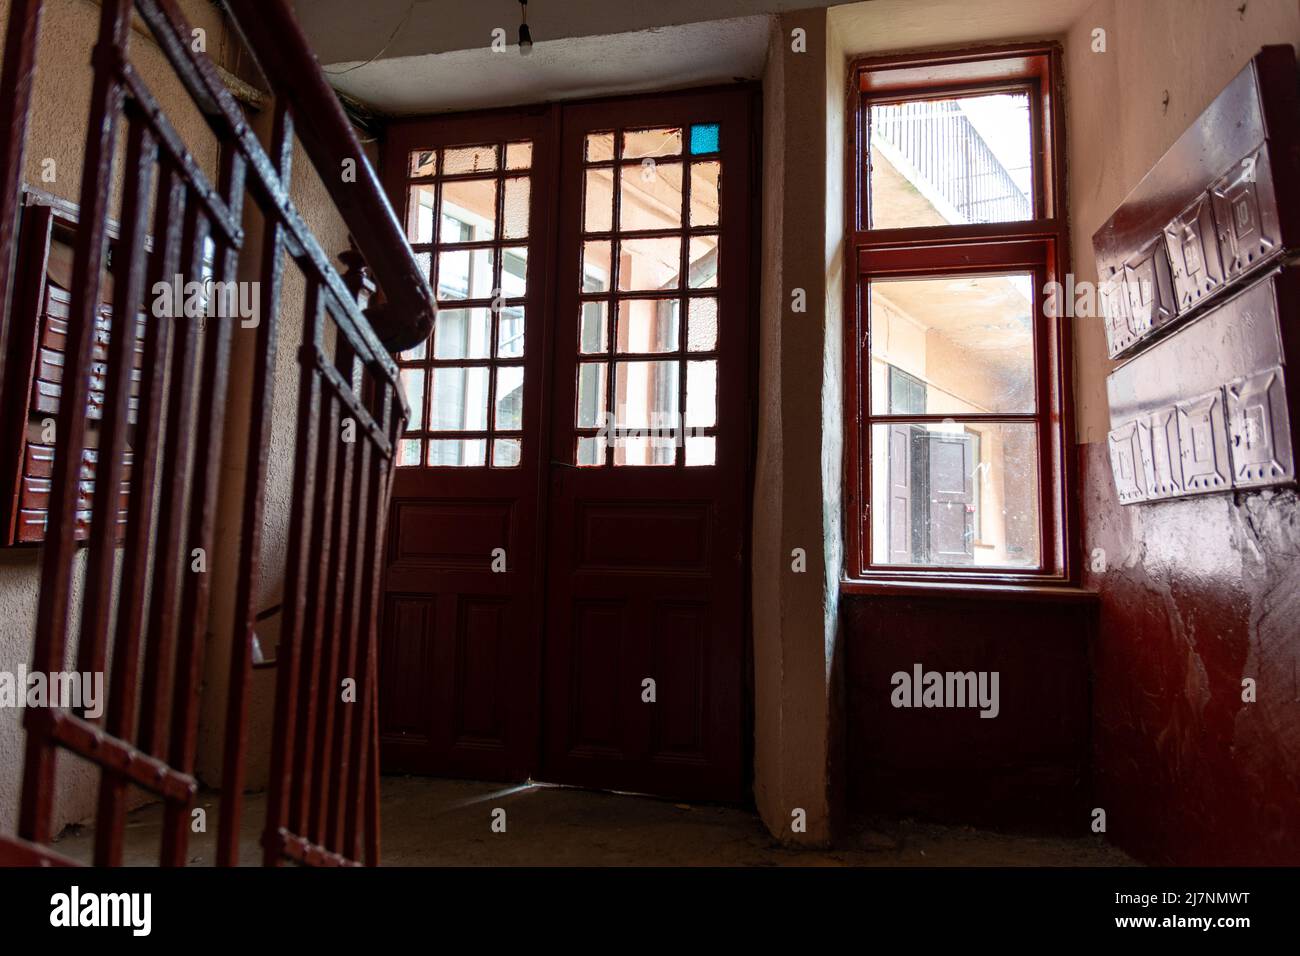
[1081,441,1300,865]
[842,590,1094,833]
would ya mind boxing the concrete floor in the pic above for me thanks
[53,775,1137,866]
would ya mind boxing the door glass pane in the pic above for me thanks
[690,161,720,227]
[503,176,530,239]
[576,362,608,428]
[494,365,524,430]
[493,437,521,467]
[505,141,532,169]
[429,366,489,431]
[576,434,606,466]
[428,438,487,467]
[579,301,608,354]
[433,308,491,359]
[686,297,718,351]
[614,360,679,429]
[689,123,720,155]
[869,421,1040,569]
[618,237,681,291]
[616,299,679,353]
[397,438,423,467]
[868,92,1032,229]
[615,436,676,467]
[501,247,528,297]
[688,235,718,288]
[406,184,437,243]
[584,168,613,232]
[619,162,683,231]
[685,360,716,428]
[443,144,498,174]
[440,177,496,241]
[685,435,716,466]
[399,368,425,430]
[585,132,615,162]
[497,306,525,357]
[582,241,612,292]
[622,127,682,159]
[437,249,494,300]
[868,274,1035,414]
[409,149,437,177]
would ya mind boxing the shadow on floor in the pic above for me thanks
[53,775,1137,866]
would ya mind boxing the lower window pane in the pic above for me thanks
[614,360,679,429]
[428,438,486,467]
[576,434,606,466]
[614,435,676,466]
[396,438,423,467]
[430,366,489,431]
[493,437,521,467]
[869,421,1040,569]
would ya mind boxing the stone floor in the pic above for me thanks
[53,775,1137,866]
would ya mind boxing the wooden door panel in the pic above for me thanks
[542,89,753,802]
[378,109,553,782]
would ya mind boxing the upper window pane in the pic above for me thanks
[868,273,1035,415]
[868,92,1032,228]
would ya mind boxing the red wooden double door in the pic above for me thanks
[378,88,754,802]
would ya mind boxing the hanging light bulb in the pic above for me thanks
[518,0,534,56]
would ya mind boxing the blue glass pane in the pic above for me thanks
[689,123,720,155]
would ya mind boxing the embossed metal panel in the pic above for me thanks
[1163,193,1226,311]
[1092,46,1300,360]
[1226,365,1293,487]
[1106,265,1298,504]
[1122,239,1176,338]
[1108,419,1151,504]
[1177,389,1232,494]
[1099,269,1135,358]
[1211,148,1281,281]
[1147,407,1184,499]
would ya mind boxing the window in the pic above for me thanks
[396,140,533,468]
[845,45,1075,583]
[575,123,722,467]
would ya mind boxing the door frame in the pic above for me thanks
[378,83,761,801]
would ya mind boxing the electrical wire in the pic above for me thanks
[324,0,416,76]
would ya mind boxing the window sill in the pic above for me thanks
[840,577,1098,604]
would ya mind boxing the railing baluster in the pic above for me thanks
[218,100,294,868]
[263,279,325,866]
[289,369,340,837]
[309,382,353,846]
[136,201,209,759]
[159,145,247,867]
[78,115,155,699]
[94,154,185,865]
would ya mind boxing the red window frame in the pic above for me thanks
[843,43,1079,586]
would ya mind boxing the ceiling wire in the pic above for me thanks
[324,0,417,76]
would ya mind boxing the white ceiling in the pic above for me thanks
[323,16,773,115]
[293,0,856,64]
[295,0,1096,116]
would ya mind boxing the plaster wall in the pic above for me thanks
[751,8,844,844]
[1065,0,1300,864]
